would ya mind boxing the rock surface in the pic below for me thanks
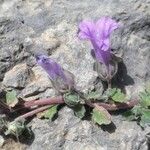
[3,63,31,88]
[0,0,150,150]
[19,66,55,101]
[28,107,150,150]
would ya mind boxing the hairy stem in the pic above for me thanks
[24,96,64,108]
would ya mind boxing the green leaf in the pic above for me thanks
[85,90,102,101]
[131,105,143,116]
[5,119,32,139]
[73,105,86,119]
[111,88,127,103]
[140,110,150,127]
[92,106,111,125]
[6,90,18,107]
[44,105,58,120]
[5,120,25,137]
[100,88,117,101]
[64,92,80,107]
[139,91,150,108]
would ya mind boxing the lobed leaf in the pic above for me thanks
[139,91,150,108]
[131,105,143,116]
[44,105,58,120]
[92,106,111,125]
[6,90,18,107]
[64,92,80,107]
[140,110,150,127]
[110,88,127,103]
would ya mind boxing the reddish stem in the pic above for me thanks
[24,96,64,108]
[93,100,139,111]
[14,97,138,121]
[24,96,138,111]
[15,105,52,121]
[15,97,64,121]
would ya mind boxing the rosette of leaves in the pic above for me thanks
[64,91,86,119]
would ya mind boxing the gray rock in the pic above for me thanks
[42,22,98,93]
[27,107,80,150]
[20,66,54,101]
[0,0,150,150]
[27,107,149,150]
[2,63,31,89]
[111,14,150,97]
[0,17,34,80]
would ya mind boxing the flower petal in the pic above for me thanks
[35,54,64,80]
[78,20,95,40]
[78,17,119,69]
[96,17,119,39]
[101,38,110,51]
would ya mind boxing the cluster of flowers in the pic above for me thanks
[36,17,120,92]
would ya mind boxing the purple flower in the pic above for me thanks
[35,54,64,80]
[35,54,74,92]
[78,17,119,68]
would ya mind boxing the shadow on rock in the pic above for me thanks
[101,122,116,133]
[19,128,35,146]
[92,61,134,93]
[112,61,135,92]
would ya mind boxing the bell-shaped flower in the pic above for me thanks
[78,17,119,81]
[35,54,74,93]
